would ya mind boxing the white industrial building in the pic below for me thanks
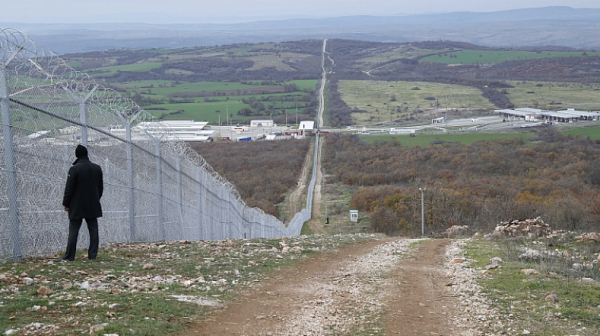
[495,108,600,123]
[110,120,215,142]
[299,121,315,136]
[250,120,275,127]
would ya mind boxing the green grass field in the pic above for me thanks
[563,126,600,139]
[120,81,259,93]
[356,46,442,66]
[145,101,249,123]
[109,80,317,123]
[85,62,163,76]
[361,132,536,147]
[506,81,600,111]
[420,50,600,64]
[338,80,495,124]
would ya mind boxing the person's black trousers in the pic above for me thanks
[64,218,98,260]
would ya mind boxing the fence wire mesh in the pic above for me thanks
[0,28,309,263]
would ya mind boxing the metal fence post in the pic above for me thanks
[1,61,21,261]
[64,85,96,146]
[196,168,203,240]
[220,188,225,239]
[228,193,233,238]
[79,100,87,146]
[176,155,184,240]
[155,140,165,241]
[126,123,136,242]
[204,172,212,240]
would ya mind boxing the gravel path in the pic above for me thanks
[184,237,505,336]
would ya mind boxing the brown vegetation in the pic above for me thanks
[323,131,600,235]
[189,139,310,218]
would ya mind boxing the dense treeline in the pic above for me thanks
[326,79,355,127]
[323,131,600,235]
[189,139,310,218]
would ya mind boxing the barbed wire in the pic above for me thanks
[0,28,307,263]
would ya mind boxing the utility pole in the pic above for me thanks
[419,188,426,236]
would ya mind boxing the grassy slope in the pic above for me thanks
[338,80,495,124]
[563,125,600,139]
[465,238,600,335]
[420,50,600,64]
[505,81,600,111]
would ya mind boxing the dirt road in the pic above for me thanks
[184,239,481,336]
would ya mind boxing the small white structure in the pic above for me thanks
[432,117,446,124]
[59,126,79,134]
[251,120,274,127]
[349,210,359,222]
[299,121,315,136]
[389,128,416,135]
[27,130,50,139]
[232,126,247,133]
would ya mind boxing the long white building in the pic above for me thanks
[111,120,215,142]
[496,108,600,123]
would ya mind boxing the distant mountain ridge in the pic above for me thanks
[3,6,600,53]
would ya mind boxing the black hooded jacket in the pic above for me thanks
[62,156,104,220]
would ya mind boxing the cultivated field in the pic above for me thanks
[338,80,495,124]
[420,50,600,64]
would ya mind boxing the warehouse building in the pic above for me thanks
[110,120,215,142]
[495,108,599,123]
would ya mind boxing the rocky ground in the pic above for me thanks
[184,238,505,336]
[4,235,542,336]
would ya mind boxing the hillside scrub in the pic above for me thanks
[190,139,310,218]
[323,131,600,235]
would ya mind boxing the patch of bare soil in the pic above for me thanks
[183,239,482,336]
[286,141,313,218]
[383,239,464,335]
[308,137,327,235]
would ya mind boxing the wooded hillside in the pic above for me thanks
[190,139,310,218]
[323,131,600,235]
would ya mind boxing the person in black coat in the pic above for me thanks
[58,145,104,261]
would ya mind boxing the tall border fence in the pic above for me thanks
[0,29,309,263]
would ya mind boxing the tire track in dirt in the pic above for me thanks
[383,239,466,335]
[286,141,313,218]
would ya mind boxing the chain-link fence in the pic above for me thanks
[0,28,310,263]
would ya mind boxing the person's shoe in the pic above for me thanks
[55,256,70,262]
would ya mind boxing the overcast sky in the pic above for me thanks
[3,0,600,24]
